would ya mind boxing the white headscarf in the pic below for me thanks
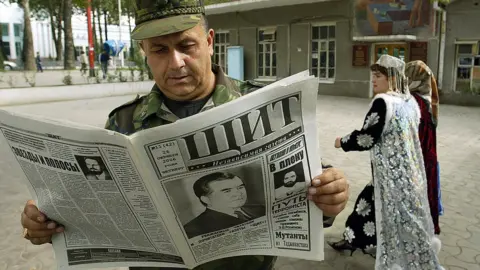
[375,54,410,97]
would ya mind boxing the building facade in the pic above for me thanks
[442,0,480,94]
[206,0,444,98]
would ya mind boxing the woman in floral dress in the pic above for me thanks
[329,55,443,270]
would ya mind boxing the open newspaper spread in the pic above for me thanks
[0,71,325,269]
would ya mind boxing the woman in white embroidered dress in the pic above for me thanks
[330,55,443,270]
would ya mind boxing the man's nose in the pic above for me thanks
[169,50,186,70]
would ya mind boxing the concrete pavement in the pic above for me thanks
[0,95,479,270]
[0,69,147,89]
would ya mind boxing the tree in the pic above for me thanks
[19,0,36,70]
[63,0,75,69]
[0,25,5,70]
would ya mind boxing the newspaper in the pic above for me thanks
[0,71,324,269]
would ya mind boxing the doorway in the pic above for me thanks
[374,43,408,62]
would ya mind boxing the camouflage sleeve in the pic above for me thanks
[104,114,116,131]
[239,80,268,95]
[103,95,143,135]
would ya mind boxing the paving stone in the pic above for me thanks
[445,255,480,270]
[1,95,479,270]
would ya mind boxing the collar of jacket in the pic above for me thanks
[133,65,243,124]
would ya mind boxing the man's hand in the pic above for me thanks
[334,137,342,149]
[21,200,64,245]
[307,168,349,217]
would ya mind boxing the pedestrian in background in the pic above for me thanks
[79,51,88,75]
[35,52,43,73]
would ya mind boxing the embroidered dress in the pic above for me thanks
[370,93,442,269]
[338,99,387,252]
[338,55,443,269]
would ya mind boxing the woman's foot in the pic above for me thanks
[328,239,357,256]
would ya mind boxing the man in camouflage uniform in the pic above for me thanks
[20,1,350,269]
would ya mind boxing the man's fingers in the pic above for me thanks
[308,178,348,196]
[29,236,53,245]
[314,202,347,217]
[21,212,49,231]
[24,200,45,223]
[317,168,345,186]
[25,227,62,238]
[310,191,348,205]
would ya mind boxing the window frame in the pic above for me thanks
[213,30,230,74]
[257,26,277,80]
[310,22,336,83]
[454,41,480,91]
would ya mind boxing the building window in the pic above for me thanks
[15,41,22,59]
[214,31,229,73]
[2,42,9,58]
[14,24,21,37]
[1,23,8,37]
[311,24,336,80]
[258,27,277,79]
[455,42,480,92]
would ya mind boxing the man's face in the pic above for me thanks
[283,171,297,187]
[141,22,215,101]
[85,158,102,175]
[202,177,247,209]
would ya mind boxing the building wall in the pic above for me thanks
[207,0,440,98]
[207,0,376,98]
[443,0,480,92]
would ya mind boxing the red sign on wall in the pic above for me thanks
[352,45,369,67]
[410,42,428,63]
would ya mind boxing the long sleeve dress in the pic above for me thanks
[337,98,387,254]
[340,94,443,270]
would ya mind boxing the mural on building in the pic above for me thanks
[354,0,434,37]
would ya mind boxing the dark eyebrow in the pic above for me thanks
[178,38,197,45]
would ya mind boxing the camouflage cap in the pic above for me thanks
[132,0,205,40]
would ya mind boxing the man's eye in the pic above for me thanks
[152,48,167,54]
[182,44,195,50]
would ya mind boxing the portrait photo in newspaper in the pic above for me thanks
[163,160,267,239]
[273,161,307,200]
[74,155,112,180]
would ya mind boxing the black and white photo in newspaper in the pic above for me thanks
[268,136,312,251]
[128,71,325,267]
[163,158,270,262]
[0,114,186,269]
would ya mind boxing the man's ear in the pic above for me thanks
[207,29,214,57]
[200,196,210,206]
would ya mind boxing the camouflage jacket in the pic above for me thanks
[105,65,334,270]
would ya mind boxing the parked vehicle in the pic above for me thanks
[3,61,17,70]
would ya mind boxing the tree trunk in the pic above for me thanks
[128,5,134,58]
[0,25,5,70]
[53,0,64,61]
[47,0,59,60]
[92,0,97,52]
[104,10,108,41]
[20,0,36,71]
[63,0,75,69]
[49,13,57,55]
[96,5,103,49]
